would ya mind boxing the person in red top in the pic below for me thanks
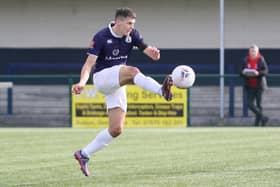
[241,45,269,126]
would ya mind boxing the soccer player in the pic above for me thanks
[72,7,173,176]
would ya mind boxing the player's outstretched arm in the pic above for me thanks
[72,55,97,95]
[143,46,160,61]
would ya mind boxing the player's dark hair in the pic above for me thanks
[115,7,136,20]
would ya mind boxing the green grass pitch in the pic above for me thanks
[0,127,279,187]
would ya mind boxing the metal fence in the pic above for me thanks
[0,74,279,127]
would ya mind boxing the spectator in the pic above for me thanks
[241,45,269,126]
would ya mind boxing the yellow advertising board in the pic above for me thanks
[72,85,188,128]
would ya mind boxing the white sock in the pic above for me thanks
[81,128,113,158]
[133,73,162,95]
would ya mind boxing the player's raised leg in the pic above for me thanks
[119,65,173,101]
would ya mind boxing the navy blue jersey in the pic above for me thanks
[87,22,145,73]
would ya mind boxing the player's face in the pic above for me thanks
[249,48,258,59]
[116,17,136,36]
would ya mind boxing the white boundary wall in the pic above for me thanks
[0,0,279,48]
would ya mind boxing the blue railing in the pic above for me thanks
[0,74,279,120]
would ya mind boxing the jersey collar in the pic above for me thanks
[108,21,123,38]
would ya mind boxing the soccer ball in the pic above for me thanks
[171,65,195,89]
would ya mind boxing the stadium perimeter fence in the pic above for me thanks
[0,74,279,127]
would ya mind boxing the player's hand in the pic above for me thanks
[72,83,85,95]
[254,71,259,76]
[149,46,160,61]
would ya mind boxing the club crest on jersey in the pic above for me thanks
[112,49,120,56]
[107,39,113,44]
[125,36,132,43]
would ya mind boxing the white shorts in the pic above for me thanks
[93,65,127,112]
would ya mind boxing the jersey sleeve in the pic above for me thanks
[132,29,147,51]
[87,34,103,56]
